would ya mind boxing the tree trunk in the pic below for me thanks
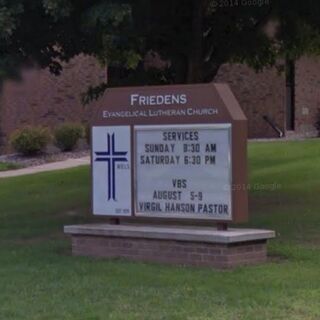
[186,0,205,83]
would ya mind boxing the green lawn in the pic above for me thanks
[1,140,320,320]
[0,162,21,172]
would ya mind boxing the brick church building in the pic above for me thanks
[215,56,320,139]
[0,54,319,152]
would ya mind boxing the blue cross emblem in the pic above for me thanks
[95,133,128,201]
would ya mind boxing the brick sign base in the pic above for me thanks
[64,224,275,269]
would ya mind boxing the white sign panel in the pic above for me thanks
[135,124,232,220]
[92,126,131,215]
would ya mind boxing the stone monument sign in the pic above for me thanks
[65,84,275,269]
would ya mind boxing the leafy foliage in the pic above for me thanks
[10,127,51,156]
[0,161,21,171]
[1,1,320,97]
[54,123,84,152]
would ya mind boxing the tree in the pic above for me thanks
[1,0,320,100]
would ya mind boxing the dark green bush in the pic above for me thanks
[10,127,51,156]
[54,123,84,152]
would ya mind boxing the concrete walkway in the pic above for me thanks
[0,156,90,178]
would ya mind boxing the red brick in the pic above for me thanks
[0,54,106,152]
[69,235,269,269]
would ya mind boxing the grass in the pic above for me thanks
[0,162,21,172]
[1,139,320,319]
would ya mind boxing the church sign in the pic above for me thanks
[91,83,248,223]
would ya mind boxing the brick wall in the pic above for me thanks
[71,235,267,269]
[1,54,319,151]
[214,63,286,139]
[294,56,320,137]
[214,56,320,139]
[0,54,106,153]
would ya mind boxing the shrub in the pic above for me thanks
[10,127,51,156]
[54,123,84,152]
